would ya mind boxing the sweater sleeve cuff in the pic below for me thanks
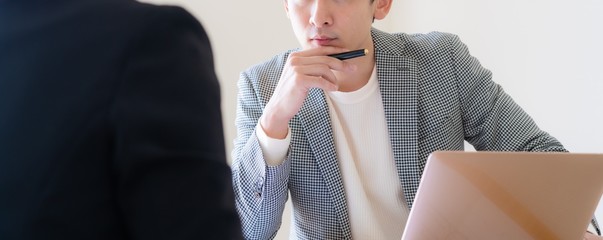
[255,121,290,166]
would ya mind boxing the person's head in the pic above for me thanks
[284,0,393,51]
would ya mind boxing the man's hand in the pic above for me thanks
[584,231,603,240]
[260,47,357,139]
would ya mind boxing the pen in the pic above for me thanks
[328,49,368,60]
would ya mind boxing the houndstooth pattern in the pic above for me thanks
[231,28,569,240]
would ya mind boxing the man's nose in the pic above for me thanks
[309,0,333,27]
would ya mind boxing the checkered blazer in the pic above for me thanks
[231,28,569,239]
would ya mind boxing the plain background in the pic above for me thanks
[142,1,602,239]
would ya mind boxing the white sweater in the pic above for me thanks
[325,67,408,239]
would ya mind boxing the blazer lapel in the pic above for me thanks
[375,50,422,208]
[297,88,352,239]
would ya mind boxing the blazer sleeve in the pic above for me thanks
[447,34,603,234]
[446,35,566,152]
[110,6,241,239]
[231,69,291,239]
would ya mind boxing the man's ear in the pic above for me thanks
[373,0,393,20]
[284,0,290,19]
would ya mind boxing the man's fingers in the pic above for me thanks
[289,55,357,75]
[289,47,359,72]
[282,47,361,92]
[293,64,337,83]
[307,76,338,91]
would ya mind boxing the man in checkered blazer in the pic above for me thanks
[231,0,601,239]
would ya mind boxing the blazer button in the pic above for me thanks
[254,177,264,198]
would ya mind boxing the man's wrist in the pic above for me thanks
[259,112,289,139]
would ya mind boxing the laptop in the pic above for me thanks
[401,151,603,240]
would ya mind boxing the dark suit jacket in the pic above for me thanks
[0,0,241,239]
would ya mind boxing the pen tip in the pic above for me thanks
[364,49,369,55]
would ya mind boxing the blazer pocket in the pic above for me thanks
[419,106,465,150]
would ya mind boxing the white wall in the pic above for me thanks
[390,0,603,233]
[142,1,602,238]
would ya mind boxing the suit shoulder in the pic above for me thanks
[405,31,459,44]
[77,0,203,37]
[372,29,463,56]
[400,31,462,53]
[106,1,211,57]
[121,2,203,32]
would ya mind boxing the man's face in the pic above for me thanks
[284,0,381,51]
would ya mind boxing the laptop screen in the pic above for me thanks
[401,151,603,240]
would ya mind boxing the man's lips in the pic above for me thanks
[311,37,335,46]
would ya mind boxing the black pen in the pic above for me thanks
[328,49,368,60]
